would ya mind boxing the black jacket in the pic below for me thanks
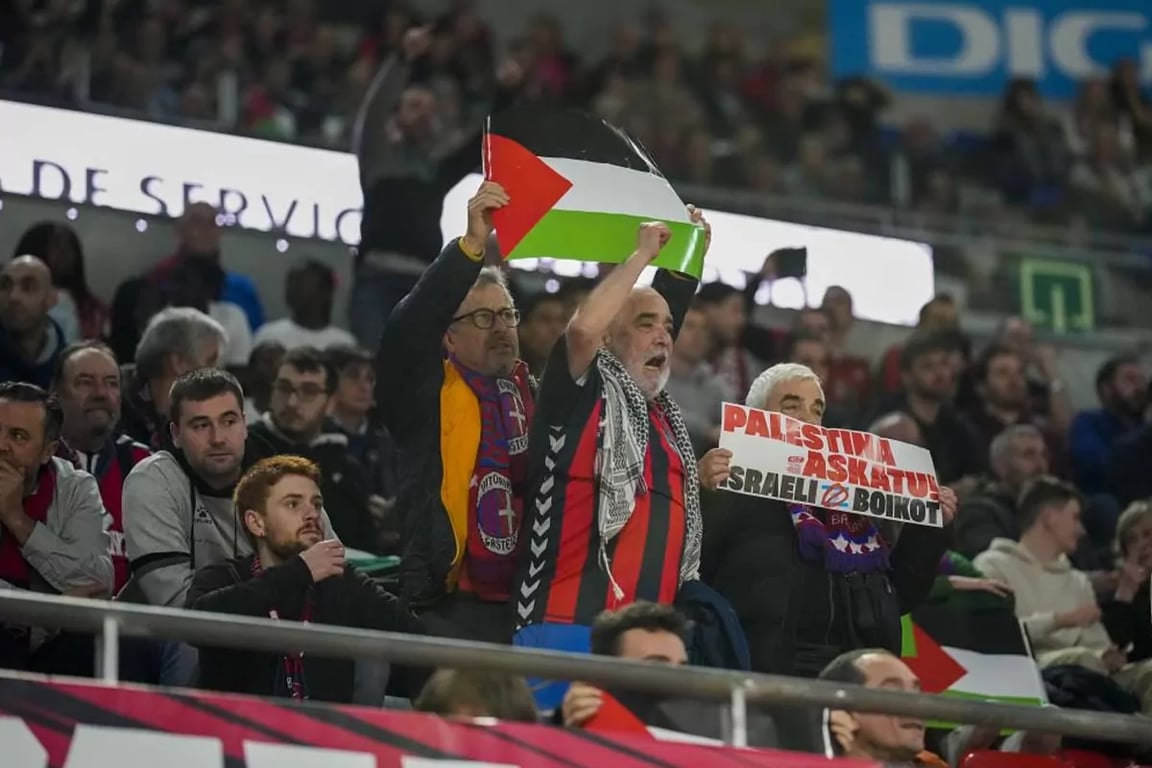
[248,418,379,553]
[701,490,948,678]
[1104,582,1152,664]
[0,318,65,390]
[953,481,1018,560]
[375,240,507,607]
[1108,425,1152,506]
[186,554,425,703]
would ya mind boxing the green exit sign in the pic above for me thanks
[1019,259,1095,334]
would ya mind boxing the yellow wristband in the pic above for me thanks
[458,236,484,262]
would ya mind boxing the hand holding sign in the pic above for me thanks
[938,485,957,524]
[688,204,712,256]
[698,448,732,491]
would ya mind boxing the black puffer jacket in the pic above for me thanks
[701,490,948,678]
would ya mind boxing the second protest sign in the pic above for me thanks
[717,402,944,527]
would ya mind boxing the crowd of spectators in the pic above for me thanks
[3,0,1151,234]
[0,179,1150,762]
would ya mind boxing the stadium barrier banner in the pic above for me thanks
[0,674,869,768]
[829,0,1152,99]
[0,99,934,325]
[718,403,943,528]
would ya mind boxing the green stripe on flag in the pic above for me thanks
[901,614,916,657]
[935,689,1045,707]
[926,690,1046,732]
[506,209,707,278]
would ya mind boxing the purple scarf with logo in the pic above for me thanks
[452,358,534,599]
[788,503,890,574]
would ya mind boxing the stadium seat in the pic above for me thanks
[962,752,1069,768]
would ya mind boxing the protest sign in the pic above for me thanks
[717,402,943,527]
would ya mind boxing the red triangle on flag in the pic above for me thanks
[904,624,968,693]
[484,133,573,257]
[583,692,655,739]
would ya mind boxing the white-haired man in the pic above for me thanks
[699,362,957,678]
[512,212,710,709]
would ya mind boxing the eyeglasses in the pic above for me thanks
[273,381,328,401]
[451,307,521,329]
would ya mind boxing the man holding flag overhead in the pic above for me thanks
[376,181,533,645]
[512,209,710,707]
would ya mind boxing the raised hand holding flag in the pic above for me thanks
[483,105,708,278]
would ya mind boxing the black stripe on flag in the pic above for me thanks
[912,604,1030,656]
[487,105,664,174]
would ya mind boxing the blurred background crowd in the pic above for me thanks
[3,0,1151,234]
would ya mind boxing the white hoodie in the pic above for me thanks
[974,538,1112,656]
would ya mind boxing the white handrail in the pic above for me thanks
[1,591,1149,747]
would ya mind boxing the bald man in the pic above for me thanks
[0,256,64,388]
[512,211,711,709]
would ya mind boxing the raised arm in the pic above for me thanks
[375,183,508,428]
[565,223,670,380]
[353,28,430,189]
[567,207,710,379]
[653,205,709,340]
[435,62,525,188]
[652,267,699,341]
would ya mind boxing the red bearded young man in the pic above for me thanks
[376,181,533,644]
[512,209,711,710]
[698,362,957,678]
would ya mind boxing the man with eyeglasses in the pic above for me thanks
[376,181,533,644]
[249,347,378,553]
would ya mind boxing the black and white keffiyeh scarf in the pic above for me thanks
[594,349,702,595]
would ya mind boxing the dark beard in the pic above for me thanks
[265,535,308,562]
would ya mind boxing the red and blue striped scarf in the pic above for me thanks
[452,358,534,599]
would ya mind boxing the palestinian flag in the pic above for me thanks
[483,106,707,277]
[902,604,1047,720]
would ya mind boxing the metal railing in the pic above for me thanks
[1,591,1150,749]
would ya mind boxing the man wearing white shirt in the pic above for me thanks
[255,260,356,351]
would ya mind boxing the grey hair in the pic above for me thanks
[474,266,510,294]
[746,362,823,409]
[135,307,227,380]
[990,424,1043,466]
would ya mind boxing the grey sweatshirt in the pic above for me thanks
[9,457,113,595]
[121,451,336,607]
